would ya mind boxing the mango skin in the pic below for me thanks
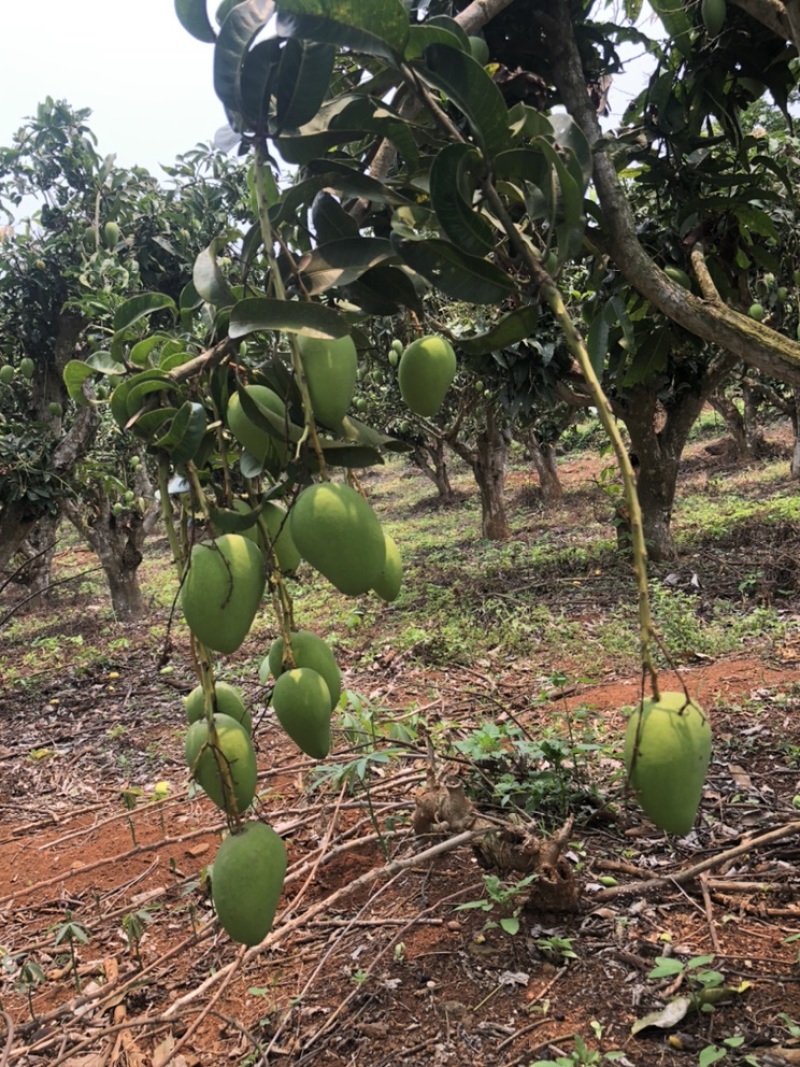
[398,336,457,418]
[289,482,385,596]
[372,532,403,602]
[271,667,332,759]
[234,499,301,575]
[227,385,287,469]
[181,534,265,655]
[184,681,252,734]
[262,630,342,711]
[212,822,287,946]
[185,713,257,815]
[624,692,711,835]
[297,333,358,429]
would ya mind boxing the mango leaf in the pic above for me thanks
[113,293,177,334]
[392,236,515,305]
[240,38,282,131]
[404,23,465,62]
[236,382,303,445]
[296,237,397,295]
[312,192,359,243]
[129,336,168,368]
[429,143,494,256]
[229,298,350,339]
[275,0,409,62]
[621,326,671,387]
[175,0,217,42]
[63,361,96,406]
[339,415,412,452]
[193,240,237,307]
[318,440,384,468]
[208,504,260,533]
[306,159,412,205]
[110,370,170,430]
[649,0,694,57]
[549,112,593,189]
[426,14,470,50]
[275,39,335,131]
[214,0,276,115]
[87,351,126,375]
[586,309,610,377]
[126,379,174,419]
[127,408,175,439]
[342,264,422,315]
[455,307,540,356]
[416,44,511,158]
[631,997,692,1035]
[153,402,208,464]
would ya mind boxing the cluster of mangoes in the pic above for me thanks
[624,691,712,835]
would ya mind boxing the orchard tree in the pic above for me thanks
[0,102,250,618]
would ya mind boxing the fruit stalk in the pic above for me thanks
[252,143,327,476]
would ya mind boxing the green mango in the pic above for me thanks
[372,532,403,602]
[212,821,287,945]
[234,498,301,575]
[398,336,457,418]
[0,365,15,384]
[226,385,288,470]
[468,35,490,64]
[624,692,711,835]
[701,0,726,36]
[289,482,385,596]
[103,221,121,249]
[184,681,252,733]
[181,534,265,654]
[664,266,691,290]
[297,333,358,429]
[271,667,332,759]
[185,713,257,815]
[20,358,35,380]
[262,630,341,711]
[749,303,765,322]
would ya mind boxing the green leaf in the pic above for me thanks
[240,38,282,130]
[647,957,686,979]
[193,240,236,307]
[297,237,397,294]
[312,192,360,243]
[698,1047,727,1067]
[649,0,694,57]
[229,298,350,339]
[112,293,177,334]
[621,326,671,387]
[586,308,610,377]
[276,39,335,130]
[209,504,260,533]
[214,0,276,115]
[392,236,514,305]
[499,917,520,935]
[306,159,412,205]
[404,23,465,63]
[153,402,208,464]
[342,264,422,315]
[175,0,217,42]
[549,113,593,190]
[415,43,510,158]
[318,440,385,468]
[429,144,495,256]
[276,0,409,62]
[455,307,539,356]
[63,360,96,406]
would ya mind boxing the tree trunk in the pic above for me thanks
[709,393,751,459]
[15,515,60,610]
[450,404,512,540]
[411,439,456,503]
[620,358,736,562]
[521,428,564,504]
[791,390,800,480]
[64,500,147,622]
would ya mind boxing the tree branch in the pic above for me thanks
[549,0,800,387]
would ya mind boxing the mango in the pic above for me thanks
[398,336,457,418]
[701,0,726,36]
[184,681,252,733]
[212,821,286,945]
[289,482,385,596]
[664,266,691,290]
[227,385,288,470]
[185,713,257,815]
[0,366,15,384]
[372,532,403,602]
[623,691,711,835]
[748,303,765,321]
[468,35,490,64]
[297,333,358,429]
[181,534,265,654]
[271,667,332,759]
[262,630,341,710]
[20,358,35,380]
[103,221,121,249]
[234,499,301,575]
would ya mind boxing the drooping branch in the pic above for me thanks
[549,0,800,388]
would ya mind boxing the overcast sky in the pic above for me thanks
[0,1,654,184]
[0,0,228,178]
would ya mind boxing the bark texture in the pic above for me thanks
[449,405,512,540]
[64,499,147,622]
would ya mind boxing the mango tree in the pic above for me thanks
[0,103,250,619]
[74,0,780,944]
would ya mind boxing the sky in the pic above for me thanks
[0,1,655,187]
[0,0,229,179]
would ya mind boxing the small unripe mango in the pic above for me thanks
[185,713,257,815]
[271,667,332,759]
[262,630,341,711]
[398,336,457,418]
[181,534,265,654]
[297,333,358,429]
[372,532,403,602]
